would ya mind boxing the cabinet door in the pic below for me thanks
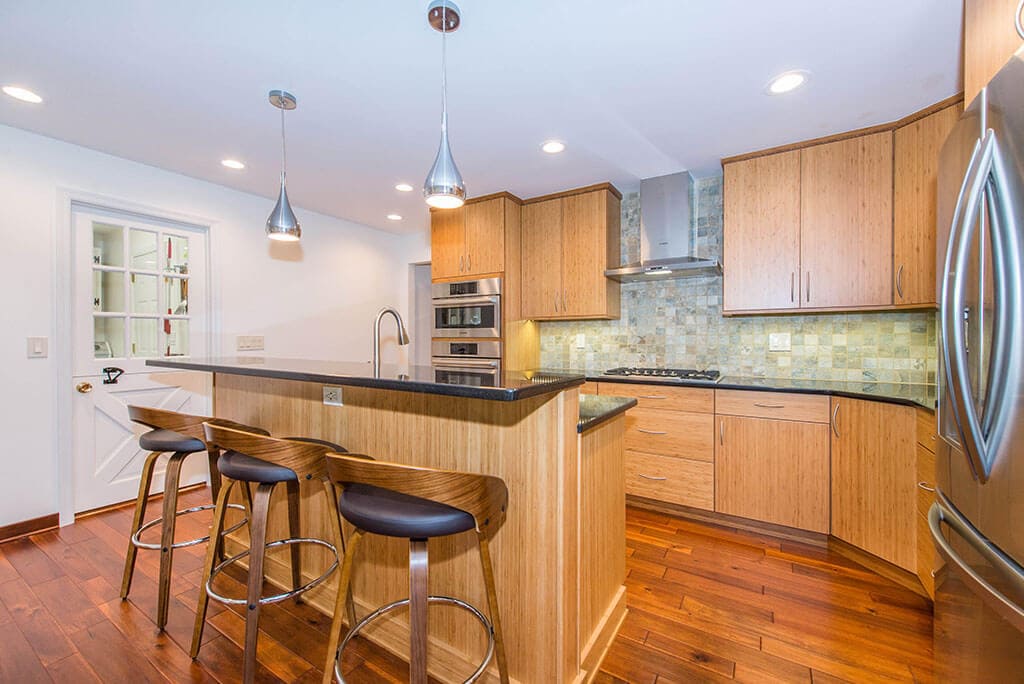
[715,415,829,533]
[723,151,802,312]
[965,0,1024,105]
[562,191,618,318]
[800,133,893,308]
[894,104,962,306]
[520,198,563,318]
[830,397,916,571]
[430,207,465,281]
[464,198,505,276]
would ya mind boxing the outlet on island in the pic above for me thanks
[323,386,343,406]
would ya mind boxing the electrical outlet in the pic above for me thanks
[574,333,586,350]
[323,386,343,406]
[26,337,48,358]
[768,332,792,352]
[236,335,265,351]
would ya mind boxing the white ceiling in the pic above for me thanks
[0,1,962,236]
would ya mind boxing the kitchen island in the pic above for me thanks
[148,357,630,684]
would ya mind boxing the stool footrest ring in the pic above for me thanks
[205,537,339,606]
[131,502,247,551]
[333,595,495,684]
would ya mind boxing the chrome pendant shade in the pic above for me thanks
[423,0,465,209]
[266,89,301,242]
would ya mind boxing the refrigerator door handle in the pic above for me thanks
[929,495,1024,632]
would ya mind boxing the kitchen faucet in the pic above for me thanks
[373,307,410,377]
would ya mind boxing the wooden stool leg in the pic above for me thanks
[286,480,302,596]
[242,483,274,684]
[190,479,235,658]
[478,534,509,684]
[409,539,429,684]
[156,452,187,631]
[120,449,162,599]
[322,481,357,628]
[322,527,364,684]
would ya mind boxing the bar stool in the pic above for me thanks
[322,453,510,684]
[121,405,268,630]
[191,424,349,684]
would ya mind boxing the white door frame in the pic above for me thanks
[54,188,221,526]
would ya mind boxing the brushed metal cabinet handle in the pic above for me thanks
[753,403,785,409]
[638,474,667,481]
[790,272,795,303]
[639,395,667,400]
[637,428,668,435]
[554,293,559,312]
[831,402,840,438]
[563,290,567,312]
[896,263,905,300]
[918,481,936,492]
[720,419,724,445]
[459,255,464,273]
[467,253,471,272]
[806,271,811,303]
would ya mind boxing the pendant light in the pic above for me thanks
[266,89,301,242]
[423,0,465,209]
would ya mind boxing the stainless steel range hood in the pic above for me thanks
[604,171,722,282]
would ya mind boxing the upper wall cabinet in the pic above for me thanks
[894,103,963,307]
[965,0,1024,105]
[521,184,621,320]
[430,195,514,281]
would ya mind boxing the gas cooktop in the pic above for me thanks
[603,367,722,383]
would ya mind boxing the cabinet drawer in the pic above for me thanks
[625,451,713,511]
[916,444,936,518]
[916,510,941,599]
[625,408,714,462]
[596,382,714,413]
[916,409,938,452]
[715,390,830,423]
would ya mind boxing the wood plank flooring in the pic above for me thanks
[0,488,933,683]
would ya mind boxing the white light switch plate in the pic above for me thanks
[26,337,48,358]
[236,335,265,351]
[574,333,586,350]
[323,386,343,406]
[768,332,791,352]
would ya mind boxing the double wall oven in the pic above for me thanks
[431,277,502,386]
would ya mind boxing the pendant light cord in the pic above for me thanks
[441,1,448,135]
[280,105,287,181]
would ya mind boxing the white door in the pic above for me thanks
[70,207,212,513]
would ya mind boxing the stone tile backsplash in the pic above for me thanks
[539,177,938,385]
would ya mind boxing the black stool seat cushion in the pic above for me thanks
[139,429,205,454]
[217,450,297,484]
[339,483,475,539]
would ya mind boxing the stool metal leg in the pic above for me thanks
[156,452,187,630]
[243,482,275,684]
[478,534,509,684]
[409,539,429,684]
[322,527,364,684]
[120,449,162,600]
[191,478,236,658]
[286,480,302,597]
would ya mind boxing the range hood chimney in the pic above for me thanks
[604,171,722,282]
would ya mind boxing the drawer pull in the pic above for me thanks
[918,481,936,492]
[753,402,785,409]
[638,474,667,481]
[637,428,668,435]
[639,395,667,400]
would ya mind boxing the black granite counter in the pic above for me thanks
[578,395,638,433]
[147,357,585,402]
[589,373,937,410]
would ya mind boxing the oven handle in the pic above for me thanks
[431,358,500,370]
[432,295,500,307]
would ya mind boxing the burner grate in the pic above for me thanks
[603,367,720,382]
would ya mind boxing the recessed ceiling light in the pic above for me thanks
[2,85,43,104]
[386,214,403,221]
[541,140,566,154]
[220,159,246,170]
[395,183,414,192]
[766,70,809,95]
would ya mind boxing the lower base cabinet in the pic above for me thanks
[625,450,714,510]
[715,415,830,533]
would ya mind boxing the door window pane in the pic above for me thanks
[130,274,159,314]
[92,222,124,267]
[165,235,189,274]
[94,317,124,358]
[165,319,189,357]
[165,276,189,315]
[131,318,160,358]
[130,228,158,270]
[93,271,125,312]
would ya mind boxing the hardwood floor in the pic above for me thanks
[0,488,933,683]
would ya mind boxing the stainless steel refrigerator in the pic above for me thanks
[933,47,1024,682]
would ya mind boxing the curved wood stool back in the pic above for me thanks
[121,405,266,631]
[193,423,347,684]
[323,453,510,684]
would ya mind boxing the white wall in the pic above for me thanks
[0,123,423,527]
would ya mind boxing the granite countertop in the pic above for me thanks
[147,357,585,402]
[586,372,937,410]
[578,394,638,433]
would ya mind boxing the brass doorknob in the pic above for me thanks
[76,382,93,394]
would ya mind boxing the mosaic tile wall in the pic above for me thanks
[539,177,938,384]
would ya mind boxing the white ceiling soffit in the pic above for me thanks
[0,1,962,235]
